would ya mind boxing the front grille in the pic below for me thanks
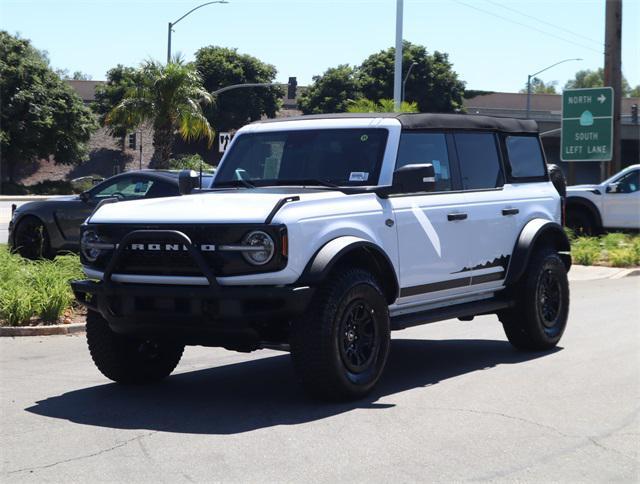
[84,223,286,277]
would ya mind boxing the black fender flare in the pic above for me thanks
[297,236,399,304]
[566,196,603,228]
[505,219,571,286]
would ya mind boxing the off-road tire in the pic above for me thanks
[13,216,53,260]
[500,248,569,351]
[290,268,390,401]
[86,310,184,384]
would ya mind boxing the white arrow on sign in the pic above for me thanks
[597,94,606,104]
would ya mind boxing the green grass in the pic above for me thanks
[0,246,84,326]
[568,232,640,267]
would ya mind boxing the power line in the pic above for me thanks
[453,0,603,54]
[485,0,602,47]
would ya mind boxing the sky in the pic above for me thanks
[1,0,638,93]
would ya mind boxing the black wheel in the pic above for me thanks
[499,248,569,351]
[86,310,184,384]
[566,207,596,236]
[13,216,53,259]
[290,268,390,400]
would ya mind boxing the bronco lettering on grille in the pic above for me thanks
[127,243,216,252]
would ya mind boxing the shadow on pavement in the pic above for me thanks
[26,338,559,435]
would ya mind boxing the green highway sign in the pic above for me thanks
[561,87,613,162]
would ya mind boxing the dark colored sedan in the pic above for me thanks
[8,170,211,259]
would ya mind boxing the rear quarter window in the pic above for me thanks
[506,136,546,178]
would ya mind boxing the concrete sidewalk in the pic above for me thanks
[569,264,640,281]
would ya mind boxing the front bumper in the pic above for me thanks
[72,279,314,349]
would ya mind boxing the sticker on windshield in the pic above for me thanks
[349,172,369,182]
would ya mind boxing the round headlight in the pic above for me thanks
[241,230,275,266]
[81,230,102,262]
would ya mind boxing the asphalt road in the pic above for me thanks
[1,277,638,482]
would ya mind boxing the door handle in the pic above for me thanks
[502,208,519,216]
[447,213,468,221]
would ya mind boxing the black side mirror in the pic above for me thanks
[606,183,619,194]
[79,191,90,203]
[178,169,199,195]
[378,163,436,197]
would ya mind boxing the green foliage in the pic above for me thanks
[358,41,465,113]
[0,31,97,181]
[570,233,640,267]
[107,58,215,168]
[298,41,465,114]
[347,98,418,113]
[0,247,84,326]
[520,77,558,94]
[194,46,283,131]
[564,68,636,97]
[298,65,361,114]
[93,65,143,137]
[167,153,213,172]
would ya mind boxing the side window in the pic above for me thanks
[615,171,639,193]
[396,132,452,191]
[505,136,546,178]
[454,132,504,190]
[91,177,154,200]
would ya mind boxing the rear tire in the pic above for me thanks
[13,216,53,259]
[86,310,184,384]
[499,248,569,351]
[290,268,390,400]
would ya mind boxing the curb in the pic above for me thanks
[0,323,85,337]
[610,268,640,279]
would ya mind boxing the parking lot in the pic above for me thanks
[1,275,638,482]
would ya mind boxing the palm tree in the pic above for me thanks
[347,98,418,113]
[107,59,214,168]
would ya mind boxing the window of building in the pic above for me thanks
[128,133,137,150]
[454,133,504,190]
[396,132,452,191]
[506,135,546,178]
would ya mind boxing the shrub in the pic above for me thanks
[600,232,629,251]
[608,248,639,267]
[571,237,600,265]
[167,153,213,172]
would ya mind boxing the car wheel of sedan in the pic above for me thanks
[13,216,53,259]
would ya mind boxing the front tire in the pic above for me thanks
[290,268,390,400]
[86,310,184,384]
[500,248,569,351]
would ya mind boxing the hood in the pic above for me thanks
[88,188,346,224]
[16,195,79,212]
[567,183,601,194]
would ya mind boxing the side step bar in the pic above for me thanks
[390,298,513,331]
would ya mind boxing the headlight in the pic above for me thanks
[80,230,110,262]
[241,230,275,266]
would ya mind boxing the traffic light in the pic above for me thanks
[632,104,638,125]
[287,77,297,99]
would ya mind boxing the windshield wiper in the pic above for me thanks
[270,179,342,190]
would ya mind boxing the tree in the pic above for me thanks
[194,46,283,131]
[298,65,361,114]
[358,41,465,113]
[347,98,418,113]
[564,68,635,96]
[519,77,558,94]
[93,65,143,138]
[57,69,92,80]
[0,31,96,182]
[107,59,214,168]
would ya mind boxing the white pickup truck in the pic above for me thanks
[566,164,640,234]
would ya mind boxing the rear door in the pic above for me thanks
[452,132,517,290]
[389,131,475,305]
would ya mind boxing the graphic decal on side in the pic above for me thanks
[411,202,441,257]
[451,255,510,274]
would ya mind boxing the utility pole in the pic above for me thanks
[603,0,622,179]
[393,0,403,112]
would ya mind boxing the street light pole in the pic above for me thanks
[525,57,582,118]
[393,0,403,111]
[402,62,418,103]
[167,1,229,64]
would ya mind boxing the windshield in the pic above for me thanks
[213,129,388,188]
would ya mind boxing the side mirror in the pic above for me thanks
[378,163,436,197]
[606,182,619,193]
[178,169,199,195]
[79,191,90,203]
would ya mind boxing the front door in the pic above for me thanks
[389,132,475,306]
[603,169,640,229]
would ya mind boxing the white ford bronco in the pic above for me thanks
[72,113,571,400]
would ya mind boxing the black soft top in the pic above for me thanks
[257,112,538,134]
